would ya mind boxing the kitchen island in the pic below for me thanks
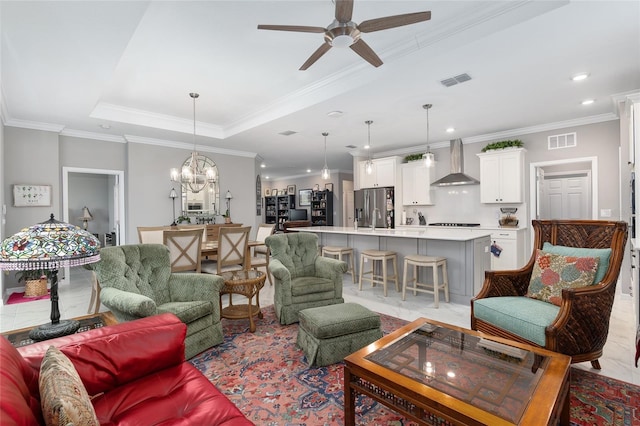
[292,226,492,304]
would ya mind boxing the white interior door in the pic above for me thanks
[541,172,591,219]
[536,167,546,219]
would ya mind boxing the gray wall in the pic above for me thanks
[267,171,353,227]
[68,173,110,237]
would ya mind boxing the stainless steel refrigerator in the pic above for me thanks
[354,187,395,229]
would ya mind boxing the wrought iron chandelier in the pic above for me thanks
[170,93,216,193]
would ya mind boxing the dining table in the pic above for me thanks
[201,240,264,269]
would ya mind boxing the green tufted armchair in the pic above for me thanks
[265,232,347,325]
[86,244,223,359]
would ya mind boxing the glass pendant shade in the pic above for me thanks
[321,132,330,180]
[365,120,374,175]
[423,104,435,168]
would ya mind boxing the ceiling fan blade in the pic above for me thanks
[300,43,332,70]
[335,0,354,23]
[257,24,326,33]
[358,11,431,33]
[350,39,383,68]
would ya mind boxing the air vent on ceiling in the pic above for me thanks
[440,73,472,88]
[345,144,357,149]
[279,130,297,136]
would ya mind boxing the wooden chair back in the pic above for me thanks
[137,226,169,244]
[254,223,276,256]
[163,228,203,273]
[217,226,251,273]
[176,224,207,242]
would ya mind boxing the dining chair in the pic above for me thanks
[137,226,169,244]
[250,223,276,285]
[163,228,203,273]
[201,226,251,275]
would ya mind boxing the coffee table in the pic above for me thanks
[344,318,571,426]
[219,269,266,332]
[2,311,118,348]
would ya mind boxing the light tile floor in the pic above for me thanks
[2,267,639,386]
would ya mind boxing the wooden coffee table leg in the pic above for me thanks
[344,367,356,426]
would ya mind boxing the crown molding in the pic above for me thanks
[374,112,619,158]
[3,117,65,133]
[91,102,225,139]
[124,134,256,159]
[60,129,126,143]
[267,168,353,182]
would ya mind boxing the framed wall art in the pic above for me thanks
[13,184,52,207]
[265,189,271,196]
[287,184,296,195]
[256,175,262,216]
[299,189,312,206]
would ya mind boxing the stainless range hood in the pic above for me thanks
[431,139,479,186]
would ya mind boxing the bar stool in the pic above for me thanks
[359,249,398,297]
[402,254,449,308]
[322,246,356,283]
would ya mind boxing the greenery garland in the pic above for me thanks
[481,139,524,152]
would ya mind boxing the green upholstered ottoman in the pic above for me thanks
[297,303,383,366]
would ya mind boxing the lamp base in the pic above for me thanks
[28,319,81,341]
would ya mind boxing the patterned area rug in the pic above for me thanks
[190,305,640,425]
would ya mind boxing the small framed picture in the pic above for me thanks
[13,184,52,207]
[264,189,271,196]
[279,189,286,196]
[313,184,320,191]
[271,189,277,196]
[287,184,296,195]
[324,183,334,192]
[299,189,312,206]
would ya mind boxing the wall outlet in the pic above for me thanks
[600,209,612,218]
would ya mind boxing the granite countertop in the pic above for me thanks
[396,224,528,231]
[294,226,492,242]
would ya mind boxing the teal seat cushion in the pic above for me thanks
[542,242,611,284]
[473,296,560,346]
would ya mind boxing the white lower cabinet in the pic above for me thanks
[490,229,526,270]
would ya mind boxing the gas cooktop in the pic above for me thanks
[428,223,481,227]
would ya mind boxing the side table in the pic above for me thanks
[219,269,266,332]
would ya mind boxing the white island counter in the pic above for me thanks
[292,226,492,305]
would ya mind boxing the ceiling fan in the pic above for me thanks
[257,0,431,70]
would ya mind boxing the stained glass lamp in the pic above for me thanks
[0,214,101,340]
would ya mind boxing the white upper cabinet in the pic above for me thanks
[401,162,435,205]
[477,148,526,203]
[357,157,398,189]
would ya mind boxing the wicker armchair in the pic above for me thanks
[471,219,627,369]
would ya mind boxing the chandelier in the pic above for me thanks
[364,120,374,175]
[321,132,330,180]
[423,104,435,167]
[170,92,216,193]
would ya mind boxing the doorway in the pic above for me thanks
[62,167,126,282]
[529,157,598,223]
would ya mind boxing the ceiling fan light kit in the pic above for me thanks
[257,0,431,70]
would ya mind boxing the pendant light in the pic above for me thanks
[170,92,216,193]
[321,132,330,180]
[364,120,374,175]
[423,104,435,167]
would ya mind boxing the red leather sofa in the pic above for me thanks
[1,313,253,425]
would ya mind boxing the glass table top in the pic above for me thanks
[364,322,548,423]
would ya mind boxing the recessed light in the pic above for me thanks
[100,124,111,129]
[307,169,311,173]
[446,127,455,133]
[572,73,589,81]
[327,110,343,118]
[581,99,595,105]
[260,164,266,168]
[364,144,370,149]
[265,176,270,179]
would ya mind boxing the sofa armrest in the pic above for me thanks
[99,286,157,318]
[168,272,222,302]
[314,256,347,279]
[18,313,186,396]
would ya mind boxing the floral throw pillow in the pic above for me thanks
[527,250,599,306]
[39,346,99,426]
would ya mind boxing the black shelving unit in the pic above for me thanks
[275,194,295,231]
[265,196,277,225]
[311,190,333,226]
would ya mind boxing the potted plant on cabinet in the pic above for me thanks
[15,269,51,298]
[222,209,232,224]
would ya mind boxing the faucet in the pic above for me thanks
[372,207,381,229]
